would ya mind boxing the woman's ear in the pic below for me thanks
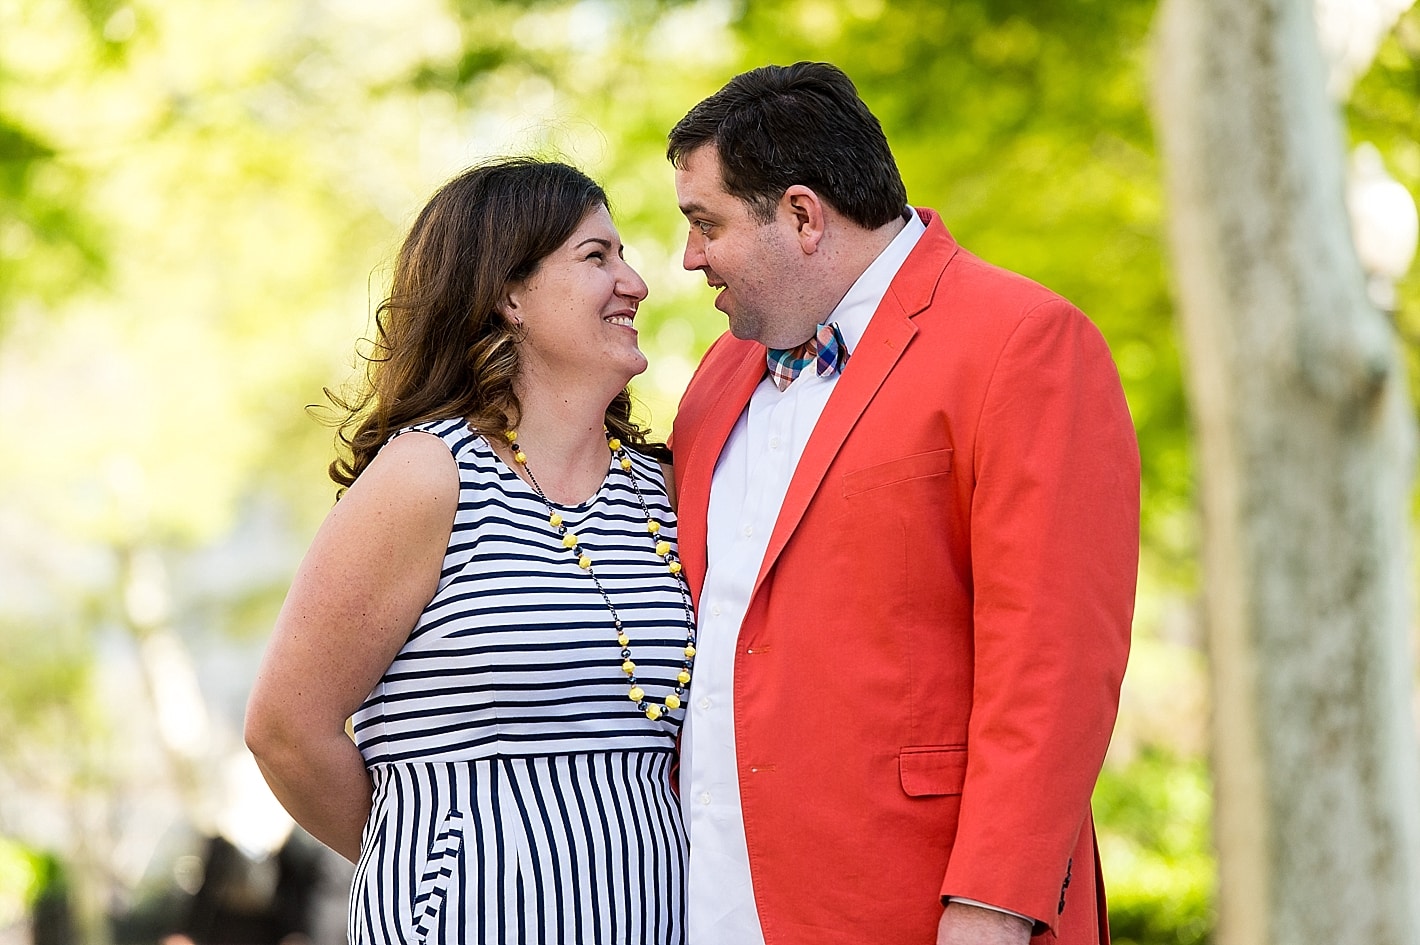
[497,286,524,327]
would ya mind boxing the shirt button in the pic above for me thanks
[742,524,753,537]
[698,697,711,710]
[769,436,780,450]
[698,792,712,805]
[711,605,722,617]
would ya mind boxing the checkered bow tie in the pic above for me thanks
[765,322,850,392]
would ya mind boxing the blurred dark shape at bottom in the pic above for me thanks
[30,828,351,945]
[30,853,73,945]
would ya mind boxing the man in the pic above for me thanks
[667,62,1139,945]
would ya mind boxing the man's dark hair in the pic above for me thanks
[667,61,908,229]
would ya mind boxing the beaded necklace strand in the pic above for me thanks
[503,429,696,721]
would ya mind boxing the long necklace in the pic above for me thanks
[503,429,696,722]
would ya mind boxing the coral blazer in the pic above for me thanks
[671,210,1139,945]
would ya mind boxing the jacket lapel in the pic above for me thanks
[750,304,916,595]
[752,210,957,595]
[675,340,765,599]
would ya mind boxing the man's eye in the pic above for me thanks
[696,221,712,236]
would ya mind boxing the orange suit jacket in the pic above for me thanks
[671,210,1139,945]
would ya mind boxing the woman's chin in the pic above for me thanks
[605,347,650,383]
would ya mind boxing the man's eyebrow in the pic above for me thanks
[677,201,707,217]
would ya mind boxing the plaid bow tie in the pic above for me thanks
[765,322,850,392]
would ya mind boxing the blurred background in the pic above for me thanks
[1,0,1417,943]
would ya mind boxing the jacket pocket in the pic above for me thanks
[843,448,953,496]
[412,810,465,944]
[899,745,968,797]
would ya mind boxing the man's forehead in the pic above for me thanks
[675,193,711,215]
[675,149,730,207]
[677,144,726,182]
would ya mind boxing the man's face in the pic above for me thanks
[674,145,813,348]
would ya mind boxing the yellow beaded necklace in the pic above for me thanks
[503,429,696,721]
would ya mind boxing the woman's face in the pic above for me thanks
[504,204,650,389]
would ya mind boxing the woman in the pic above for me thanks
[244,159,694,945]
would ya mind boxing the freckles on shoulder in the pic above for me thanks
[317,433,461,568]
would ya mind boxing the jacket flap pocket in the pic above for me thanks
[899,746,968,797]
[843,448,953,496]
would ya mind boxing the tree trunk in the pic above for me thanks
[1152,0,1420,942]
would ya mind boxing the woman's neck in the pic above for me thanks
[498,381,621,505]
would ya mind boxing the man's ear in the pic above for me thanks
[781,185,826,254]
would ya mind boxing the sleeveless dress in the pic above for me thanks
[347,419,690,945]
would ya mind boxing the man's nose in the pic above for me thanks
[682,235,705,272]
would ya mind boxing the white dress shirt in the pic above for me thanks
[681,212,926,945]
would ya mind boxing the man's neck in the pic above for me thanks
[813,212,911,323]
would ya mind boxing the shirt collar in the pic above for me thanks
[826,208,927,355]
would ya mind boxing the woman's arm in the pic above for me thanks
[244,432,458,862]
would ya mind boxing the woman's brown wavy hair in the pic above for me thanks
[327,158,663,493]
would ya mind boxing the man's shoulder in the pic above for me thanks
[687,331,758,386]
[904,210,1078,321]
[943,246,1073,314]
[671,331,756,442]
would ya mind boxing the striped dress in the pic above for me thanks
[348,419,690,945]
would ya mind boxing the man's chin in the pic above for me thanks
[722,303,770,343]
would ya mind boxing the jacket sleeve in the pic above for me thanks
[940,299,1139,933]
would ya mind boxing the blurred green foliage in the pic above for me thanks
[1095,750,1216,945]
[1349,7,1420,389]
[0,116,106,325]
[0,834,41,929]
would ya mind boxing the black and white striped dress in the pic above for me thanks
[348,419,689,945]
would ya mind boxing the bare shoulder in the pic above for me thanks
[357,430,458,491]
[333,431,459,531]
